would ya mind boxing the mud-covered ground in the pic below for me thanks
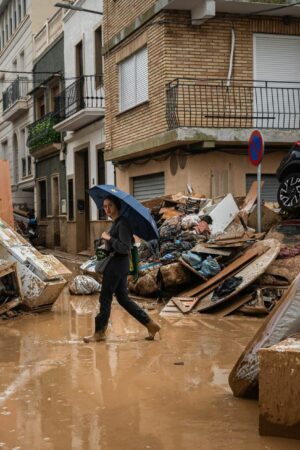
[0,289,298,450]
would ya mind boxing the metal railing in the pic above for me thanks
[27,112,61,152]
[55,75,104,120]
[2,77,28,112]
[166,78,300,130]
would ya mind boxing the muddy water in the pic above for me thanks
[0,290,298,450]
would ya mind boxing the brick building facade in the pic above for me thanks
[103,0,300,200]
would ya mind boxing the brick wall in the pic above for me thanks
[104,10,300,157]
[103,0,156,44]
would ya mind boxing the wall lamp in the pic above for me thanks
[55,2,103,15]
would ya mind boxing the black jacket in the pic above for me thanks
[105,217,133,255]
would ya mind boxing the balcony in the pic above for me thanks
[27,113,61,158]
[2,77,29,121]
[166,78,300,131]
[164,1,300,25]
[53,75,104,132]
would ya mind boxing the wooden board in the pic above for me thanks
[179,257,207,281]
[191,244,231,257]
[0,297,21,315]
[220,293,254,317]
[171,296,195,313]
[179,246,259,310]
[197,239,281,313]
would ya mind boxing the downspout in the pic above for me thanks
[226,27,235,87]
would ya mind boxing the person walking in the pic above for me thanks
[84,195,161,343]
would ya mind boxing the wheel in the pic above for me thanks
[277,172,300,214]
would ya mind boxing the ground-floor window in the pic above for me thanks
[132,172,165,201]
[246,174,279,202]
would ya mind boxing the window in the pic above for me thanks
[22,157,26,177]
[38,179,47,219]
[36,93,45,118]
[68,179,74,221]
[119,46,148,112]
[27,155,31,175]
[19,50,24,72]
[14,10,17,29]
[18,2,21,21]
[23,0,26,15]
[94,26,103,88]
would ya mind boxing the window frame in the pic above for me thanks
[119,46,148,113]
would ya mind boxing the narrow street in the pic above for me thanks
[0,289,299,450]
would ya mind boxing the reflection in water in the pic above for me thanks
[0,288,298,450]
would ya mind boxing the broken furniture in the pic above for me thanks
[0,218,71,309]
[259,335,300,440]
[0,260,23,316]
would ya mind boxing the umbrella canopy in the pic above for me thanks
[88,185,159,242]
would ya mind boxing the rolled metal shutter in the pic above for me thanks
[246,174,279,202]
[133,172,165,201]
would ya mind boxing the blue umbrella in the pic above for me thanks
[88,184,159,241]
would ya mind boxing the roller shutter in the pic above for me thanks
[133,172,165,201]
[246,174,279,202]
[254,34,300,128]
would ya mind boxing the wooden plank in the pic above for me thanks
[220,294,254,317]
[179,257,207,281]
[198,239,281,313]
[240,180,264,223]
[179,247,259,308]
[191,244,231,256]
[0,297,21,315]
[171,296,195,313]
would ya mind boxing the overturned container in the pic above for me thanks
[0,218,71,309]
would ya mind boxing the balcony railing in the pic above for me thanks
[166,78,300,130]
[27,112,61,153]
[55,75,104,120]
[3,77,28,112]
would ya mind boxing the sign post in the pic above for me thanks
[248,130,264,233]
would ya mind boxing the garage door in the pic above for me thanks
[254,34,300,128]
[246,174,279,202]
[133,172,165,201]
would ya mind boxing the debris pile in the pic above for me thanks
[128,183,299,320]
[0,217,71,311]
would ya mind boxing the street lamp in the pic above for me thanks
[55,2,103,15]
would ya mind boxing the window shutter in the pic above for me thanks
[136,47,148,104]
[119,46,148,112]
[120,56,135,111]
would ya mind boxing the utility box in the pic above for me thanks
[259,335,300,440]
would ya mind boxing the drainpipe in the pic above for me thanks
[226,27,235,87]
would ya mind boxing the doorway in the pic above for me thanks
[75,148,90,253]
[52,175,60,247]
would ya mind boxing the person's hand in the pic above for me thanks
[101,231,111,241]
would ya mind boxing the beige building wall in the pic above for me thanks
[116,151,286,198]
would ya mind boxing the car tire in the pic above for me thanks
[277,172,300,214]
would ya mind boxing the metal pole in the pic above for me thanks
[257,163,262,233]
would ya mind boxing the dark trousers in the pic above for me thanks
[95,256,150,332]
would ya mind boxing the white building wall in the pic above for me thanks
[0,12,34,208]
[63,0,113,221]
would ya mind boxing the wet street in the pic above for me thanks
[0,290,299,450]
